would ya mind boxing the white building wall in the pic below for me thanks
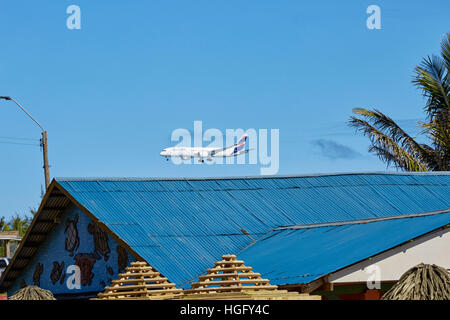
[329,227,450,283]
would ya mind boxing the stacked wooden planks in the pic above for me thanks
[96,256,321,300]
[179,254,321,300]
[184,254,277,294]
[96,261,182,300]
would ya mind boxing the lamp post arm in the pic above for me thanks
[5,97,45,133]
[0,96,50,189]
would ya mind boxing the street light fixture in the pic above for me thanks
[0,96,50,189]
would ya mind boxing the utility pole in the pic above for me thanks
[0,96,51,190]
[41,130,50,189]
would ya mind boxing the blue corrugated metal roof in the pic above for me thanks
[57,173,450,229]
[239,211,450,284]
[53,172,450,287]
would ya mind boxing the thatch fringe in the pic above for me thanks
[9,286,56,300]
[382,263,450,300]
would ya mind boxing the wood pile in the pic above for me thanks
[382,263,450,300]
[178,254,320,300]
[96,261,182,300]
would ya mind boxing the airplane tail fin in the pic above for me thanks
[233,134,248,154]
[237,134,248,145]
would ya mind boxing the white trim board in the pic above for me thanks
[329,227,450,283]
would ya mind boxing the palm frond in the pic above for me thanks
[413,35,450,121]
[349,34,449,172]
[421,119,450,170]
[349,114,429,171]
[441,32,450,76]
[351,108,433,165]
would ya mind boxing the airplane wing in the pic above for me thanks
[210,144,236,156]
[232,149,252,156]
[210,134,248,156]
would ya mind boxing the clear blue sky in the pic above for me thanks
[0,0,448,219]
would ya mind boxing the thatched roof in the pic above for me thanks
[9,286,56,300]
[382,263,450,300]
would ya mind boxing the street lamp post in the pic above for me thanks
[0,96,50,189]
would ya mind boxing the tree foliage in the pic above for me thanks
[350,33,450,171]
[0,211,34,236]
[0,210,35,257]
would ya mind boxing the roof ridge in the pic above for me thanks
[54,171,450,182]
[274,208,450,230]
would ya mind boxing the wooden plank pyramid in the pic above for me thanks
[96,261,182,300]
[180,254,321,300]
[184,254,277,294]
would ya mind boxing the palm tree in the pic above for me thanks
[349,33,449,171]
[0,214,32,256]
[9,214,30,237]
[0,213,34,236]
[0,217,11,232]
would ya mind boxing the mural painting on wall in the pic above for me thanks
[88,222,110,261]
[50,261,66,285]
[74,253,96,286]
[117,245,128,272]
[65,214,80,257]
[33,263,44,286]
[106,266,114,276]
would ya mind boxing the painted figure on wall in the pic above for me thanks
[74,253,96,286]
[88,222,110,261]
[50,261,66,285]
[106,266,114,276]
[7,207,137,296]
[65,214,80,257]
[33,263,44,286]
[117,245,128,272]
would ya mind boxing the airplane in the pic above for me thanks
[160,134,249,163]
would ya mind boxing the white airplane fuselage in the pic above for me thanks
[160,146,241,161]
[160,135,249,162]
